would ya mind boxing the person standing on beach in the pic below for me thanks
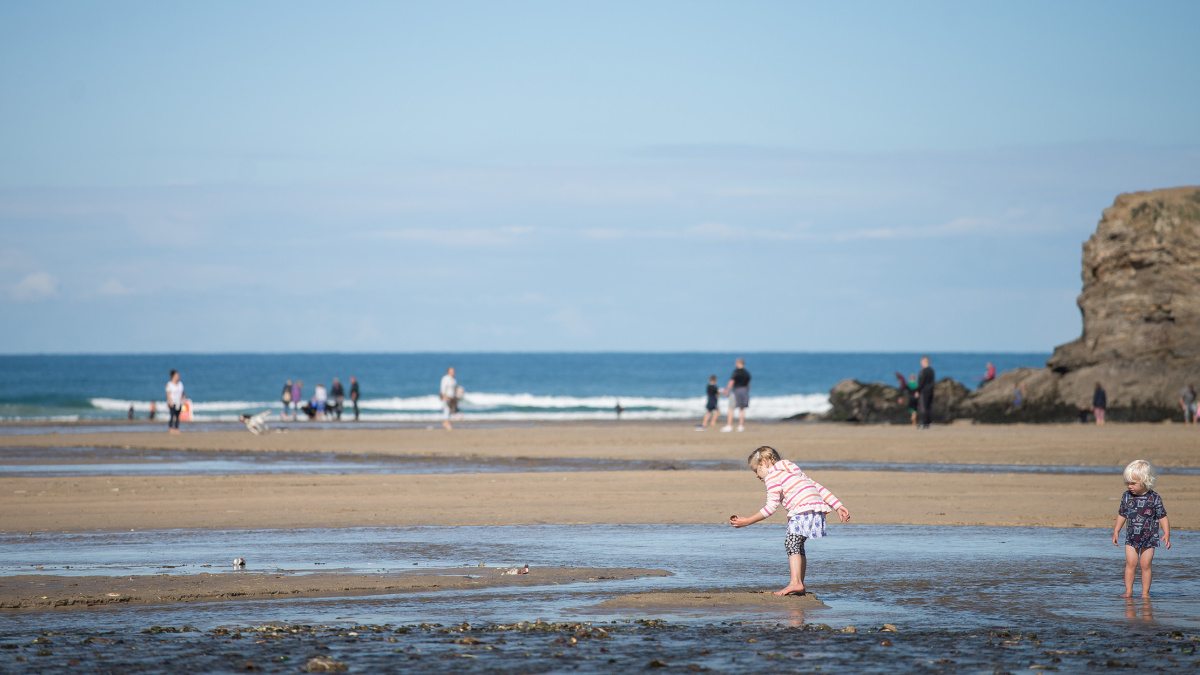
[281,380,293,420]
[291,381,303,421]
[331,378,345,421]
[148,401,156,421]
[349,376,359,421]
[1179,385,1196,425]
[440,367,458,431]
[1093,382,1107,425]
[722,358,751,432]
[165,369,184,434]
[698,375,721,430]
[915,356,935,429]
[313,382,328,421]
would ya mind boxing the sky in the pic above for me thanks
[1,1,1198,353]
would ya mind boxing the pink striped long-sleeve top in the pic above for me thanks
[758,459,843,519]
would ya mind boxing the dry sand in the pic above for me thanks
[587,590,826,611]
[4,470,1196,532]
[0,567,669,610]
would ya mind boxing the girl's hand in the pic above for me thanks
[836,506,850,523]
[1163,535,1171,550]
[730,515,749,528]
[1113,532,1120,546]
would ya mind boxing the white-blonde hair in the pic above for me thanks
[1123,459,1156,491]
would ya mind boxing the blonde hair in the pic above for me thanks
[1123,459,1156,491]
[747,446,781,471]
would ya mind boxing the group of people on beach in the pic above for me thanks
[697,357,753,432]
[280,377,359,421]
[730,446,1170,599]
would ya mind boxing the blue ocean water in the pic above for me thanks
[0,352,1048,422]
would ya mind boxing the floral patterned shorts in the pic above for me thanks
[784,512,827,556]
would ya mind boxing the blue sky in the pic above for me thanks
[1,1,1197,353]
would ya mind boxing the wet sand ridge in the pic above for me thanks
[0,567,668,610]
[4,421,1200,467]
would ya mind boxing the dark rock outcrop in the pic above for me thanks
[825,378,968,424]
[961,186,1200,422]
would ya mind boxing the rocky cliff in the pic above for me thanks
[822,187,1200,424]
[964,186,1200,422]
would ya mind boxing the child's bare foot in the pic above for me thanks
[1141,593,1151,599]
[1120,590,1133,598]
[773,583,806,596]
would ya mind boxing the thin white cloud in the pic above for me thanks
[829,217,990,241]
[6,272,60,302]
[376,226,535,246]
[579,217,1002,243]
[97,279,133,296]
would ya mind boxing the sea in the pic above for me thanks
[0,352,1048,423]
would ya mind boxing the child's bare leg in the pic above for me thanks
[1139,547,1155,598]
[1122,545,1138,597]
[774,554,807,596]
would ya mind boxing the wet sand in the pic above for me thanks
[4,421,1200,467]
[0,567,669,610]
[4,470,1197,532]
[589,591,826,611]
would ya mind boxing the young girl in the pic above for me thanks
[1113,459,1171,598]
[731,446,850,596]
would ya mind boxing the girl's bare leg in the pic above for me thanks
[1122,545,1138,597]
[1139,547,1156,598]
[774,554,807,595]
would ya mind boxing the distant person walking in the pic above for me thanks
[148,401,156,421]
[1180,385,1196,425]
[313,383,328,420]
[697,375,722,430]
[894,373,918,427]
[281,380,293,420]
[291,381,303,421]
[165,369,184,434]
[349,376,360,421]
[722,358,751,432]
[440,367,458,431]
[331,378,345,420]
[1093,382,1107,425]
[915,356,935,429]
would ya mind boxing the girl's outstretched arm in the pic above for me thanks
[1113,515,1126,545]
[730,512,766,528]
[1160,515,1171,549]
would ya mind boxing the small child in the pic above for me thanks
[730,446,850,596]
[698,375,721,430]
[1113,459,1171,598]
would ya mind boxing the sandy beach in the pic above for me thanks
[3,422,1196,533]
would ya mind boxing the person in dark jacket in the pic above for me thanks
[1092,382,1107,425]
[915,356,935,429]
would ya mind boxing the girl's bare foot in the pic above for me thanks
[773,583,805,596]
[1141,593,1151,599]
[1120,590,1133,598]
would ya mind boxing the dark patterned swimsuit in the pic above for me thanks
[1119,490,1167,549]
